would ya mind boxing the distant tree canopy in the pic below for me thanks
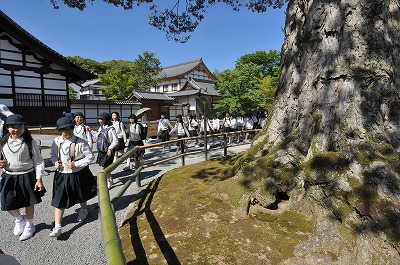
[67,56,107,75]
[99,51,162,100]
[213,50,280,114]
[69,51,161,100]
[50,0,286,42]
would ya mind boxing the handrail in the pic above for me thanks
[97,128,260,265]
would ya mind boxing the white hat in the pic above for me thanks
[0,104,13,117]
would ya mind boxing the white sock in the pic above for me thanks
[55,224,62,229]
[26,219,34,227]
[15,215,24,222]
[113,157,117,163]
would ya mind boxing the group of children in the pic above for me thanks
[0,110,148,241]
[0,109,264,241]
[156,110,265,154]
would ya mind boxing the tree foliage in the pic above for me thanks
[98,51,161,100]
[68,86,78,99]
[213,62,266,114]
[236,50,280,81]
[67,55,107,75]
[213,50,280,114]
[50,0,287,42]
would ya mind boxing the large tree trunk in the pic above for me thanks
[240,0,400,262]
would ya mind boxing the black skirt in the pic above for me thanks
[116,138,125,151]
[189,130,198,137]
[1,171,44,211]
[51,166,97,209]
[96,150,115,167]
[127,140,144,156]
[161,129,170,142]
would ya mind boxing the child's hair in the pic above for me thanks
[129,114,138,123]
[111,111,121,121]
[176,115,183,123]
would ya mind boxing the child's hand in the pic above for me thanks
[0,159,8,168]
[54,161,63,170]
[107,149,112,156]
[85,126,91,131]
[66,161,75,169]
[34,179,44,191]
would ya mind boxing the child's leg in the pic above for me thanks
[49,208,64,237]
[54,208,65,226]
[77,202,89,222]
[8,209,22,218]
[19,205,36,241]
[25,205,34,220]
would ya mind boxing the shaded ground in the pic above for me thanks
[119,156,314,264]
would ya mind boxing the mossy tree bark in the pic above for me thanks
[239,0,400,260]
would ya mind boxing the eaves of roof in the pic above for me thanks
[0,10,97,82]
[130,90,175,101]
[71,99,142,105]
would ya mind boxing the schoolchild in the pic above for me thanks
[96,113,118,189]
[251,113,259,129]
[211,114,220,145]
[235,113,244,143]
[0,114,45,241]
[141,111,149,141]
[199,113,212,149]
[124,114,144,171]
[221,112,232,144]
[157,112,173,153]
[243,113,254,143]
[48,117,97,238]
[73,112,94,150]
[169,114,190,155]
[187,113,200,147]
[228,113,237,144]
[111,112,127,162]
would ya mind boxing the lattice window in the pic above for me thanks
[15,93,42,107]
[44,94,67,107]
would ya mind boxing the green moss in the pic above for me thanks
[305,152,349,171]
[251,211,313,259]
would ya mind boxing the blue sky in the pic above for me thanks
[0,0,286,72]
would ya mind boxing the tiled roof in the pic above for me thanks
[0,11,96,82]
[170,78,221,97]
[130,91,175,101]
[159,59,203,78]
[71,99,141,105]
[81,78,104,87]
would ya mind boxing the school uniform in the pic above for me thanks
[188,118,198,137]
[95,125,119,167]
[170,122,189,148]
[141,116,149,139]
[0,137,45,211]
[127,123,144,157]
[211,118,220,134]
[50,135,96,209]
[157,118,173,142]
[112,120,127,151]
[74,124,94,150]
[222,117,231,133]
[243,117,254,130]
[236,116,244,131]
[199,118,213,134]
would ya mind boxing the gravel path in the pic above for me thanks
[0,135,249,265]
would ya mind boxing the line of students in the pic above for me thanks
[0,111,147,241]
